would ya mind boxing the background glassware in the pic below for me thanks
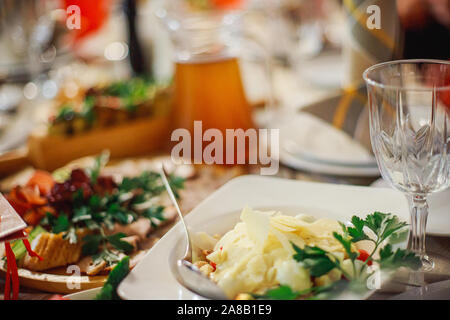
[364,59,450,271]
[157,0,274,164]
[0,0,59,75]
[264,0,344,88]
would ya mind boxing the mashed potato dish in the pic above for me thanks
[192,207,358,299]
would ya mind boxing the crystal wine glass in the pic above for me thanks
[363,59,450,271]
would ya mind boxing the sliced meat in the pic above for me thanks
[77,256,107,276]
[121,235,140,251]
[107,207,177,240]
[161,206,177,222]
[102,252,127,273]
[107,218,151,240]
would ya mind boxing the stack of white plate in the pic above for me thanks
[274,112,379,177]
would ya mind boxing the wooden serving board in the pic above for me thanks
[0,115,170,176]
[0,261,107,294]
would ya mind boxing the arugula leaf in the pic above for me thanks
[41,212,70,234]
[82,232,133,259]
[131,193,146,205]
[378,244,421,270]
[93,248,122,266]
[106,233,134,253]
[95,256,130,300]
[119,172,160,193]
[52,214,70,234]
[105,200,137,226]
[292,244,337,277]
[118,171,184,198]
[142,206,165,227]
[82,234,103,256]
[72,206,92,223]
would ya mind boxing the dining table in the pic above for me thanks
[0,160,449,300]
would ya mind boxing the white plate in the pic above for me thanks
[280,147,380,177]
[118,175,409,300]
[371,179,450,237]
[275,113,379,177]
[64,287,101,300]
[296,51,344,89]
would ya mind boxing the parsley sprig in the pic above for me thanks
[339,212,409,275]
[41,158,184,265]
[83,232,134,265]
[254,212,420,300]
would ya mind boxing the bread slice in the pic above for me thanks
[21,229,89,271]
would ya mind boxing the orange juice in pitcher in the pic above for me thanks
[160,0,255,164]
[173,57,253,133]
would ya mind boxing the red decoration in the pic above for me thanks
[1,225,44,300]
[64,0,111,43]
[211,0,244,10]
[4,242,19,300]
[23,238,44,261]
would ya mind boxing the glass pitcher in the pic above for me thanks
[157,0,263,164]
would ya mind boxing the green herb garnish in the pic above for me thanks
[55,105,76,122]
[253,212,420,300]
[41,154,184,265]
[103,77,155,111]
[292,245,338,277]
[95,256,130,300]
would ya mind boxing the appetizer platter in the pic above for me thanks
[0,152,185,294]
[118,175,416,300]
[0,77,172,175]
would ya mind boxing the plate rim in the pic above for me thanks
[370,180,450,237]
[0,260,107,294]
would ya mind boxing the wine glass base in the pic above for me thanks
[420,255,435,272]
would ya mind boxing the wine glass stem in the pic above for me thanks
[409,194,433,270]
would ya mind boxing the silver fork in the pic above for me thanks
[159,165,228,300]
